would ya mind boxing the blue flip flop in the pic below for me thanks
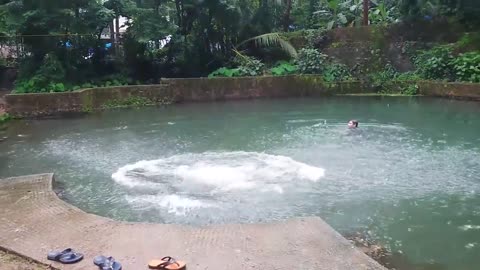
[94,255,122,270]
[47,248,83,264]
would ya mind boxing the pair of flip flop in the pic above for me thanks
[47,248,122,269]
[148,256,186,270]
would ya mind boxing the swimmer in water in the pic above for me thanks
[348,120,358,128]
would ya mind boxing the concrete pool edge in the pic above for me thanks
[0,173,386,270]
[5,76,480,118]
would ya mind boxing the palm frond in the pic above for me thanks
[236,33,297,58]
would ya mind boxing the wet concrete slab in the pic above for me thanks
[0,174,386,270]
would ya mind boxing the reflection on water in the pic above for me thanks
[0,96,479,270]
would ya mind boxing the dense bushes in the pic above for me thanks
[270,61,298,76]
[414,45,455,81]
[451,52,480,83]
[210,48,353,81]
[413,46,480,83]
[208,55,265,78]
[296,49,327,74]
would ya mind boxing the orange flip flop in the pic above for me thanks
[148,256,186,270]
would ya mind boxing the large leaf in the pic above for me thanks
[327,20,335,29]
[237,33,297,58]
[338,13,347,24]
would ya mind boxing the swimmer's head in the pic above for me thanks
[348,120,358,128]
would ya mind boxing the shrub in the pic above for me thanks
[296,48,327,74]
[368,63,398,88]
[451,52,480,83]
[396,71,421,81]
[322,63,352,82]
[401,84,419,95]
[0,113,11,123]
[234,55,265,76]
[270,61,298,76]
[414,45,454,81]
[49,82,65,92]
[209,55,265,78]
[208,67,240,78]
[36,54,66,87]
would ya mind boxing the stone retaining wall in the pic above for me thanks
[6,76,304,117]
[418,81,480,101]
[5,76,480,117]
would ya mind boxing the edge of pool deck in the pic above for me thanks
[0,174,386,270]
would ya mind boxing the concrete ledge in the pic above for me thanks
[4,76,480,118]
[0,174,386,270]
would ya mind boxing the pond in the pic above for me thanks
[1,96,479,270]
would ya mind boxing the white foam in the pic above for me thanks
[465,243,478,249]
[113,126,128,130]
[126,194,214,216]
[459,225,480,231]
[112,152,325,192]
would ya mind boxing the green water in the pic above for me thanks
[1,97,479,270]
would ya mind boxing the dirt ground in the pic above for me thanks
[0,250,53,270]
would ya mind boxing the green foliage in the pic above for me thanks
[270,61,298,76]
[49,82,65,92]
[401,83,419,95]
[413,46,480,83]
[296,48,327,74]
[235,56,265,77]
[451,52,480,83]
[368,63,398,87]
[208,67,240,78]
[0,113,11,123]
[322,63,352,82]
[238,33,298,58]
[414,45,454,81]
[370,1,398,25]
[208,54,265,78]
[368,66,420,95]
[399,0,480,28]
[314,0,348,30]
[457,33,480,51]
[2,0,478,91]
[396,71,422,81]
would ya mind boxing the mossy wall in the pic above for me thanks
[285,20,466,75]
[418,81,480,101]
[5,77,480,118]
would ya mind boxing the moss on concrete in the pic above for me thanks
[101,96,157,109]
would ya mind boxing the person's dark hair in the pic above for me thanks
[352,120,358,127]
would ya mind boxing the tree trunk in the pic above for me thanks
[283,0,293,32]
[115,16,120,43]
[109,22,115,45]
[174,0,183,34]
[363,0,369,25]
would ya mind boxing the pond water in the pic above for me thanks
[1,97,479,270]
